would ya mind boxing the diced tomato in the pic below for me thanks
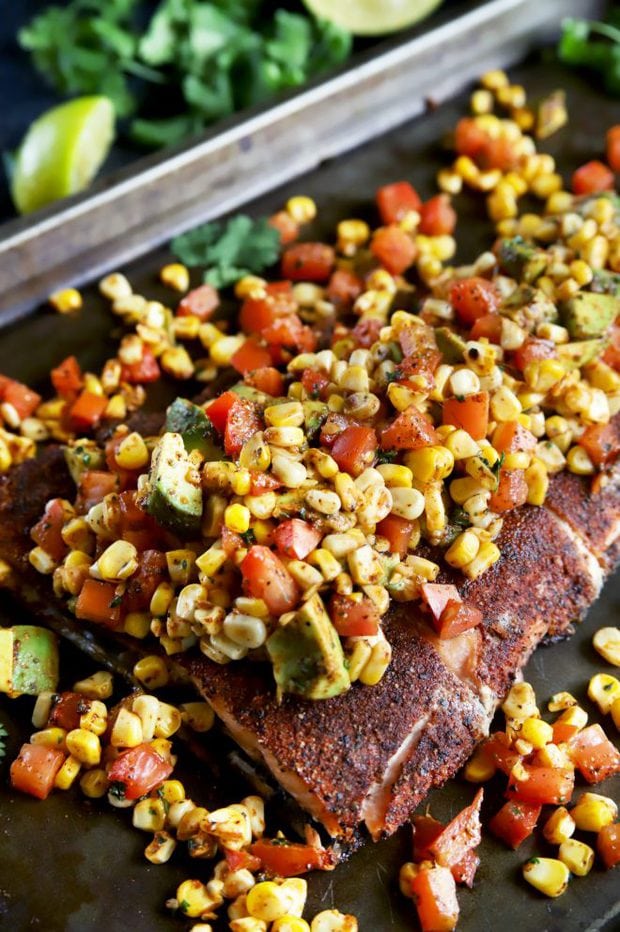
[410,866,460,932]
[492,420,537,454]
[398,324,441,367]
[552,714,583,745]
[380,406,438,450]
[579,421,620,468]
[421,583,461,623]
[572,160,615,196]
[120,346,160,384]
[75,470,118,513]
[223,848,262,873]
[107,743,172,800]
[419,195,457,236]
[268,210,299,245]
[221,525,244,557]
[413,814,444,860]
[450,278,499,325]
[488,800,541,849]
[427,789,483,869]
[263,313,304,348]
[51,355,83,398]
[507,765,575,805]
[512,337,557,371]
[31,498,69,562]
[353,317,383,349]
[436,600,483,639]
[10,743,65,800]
[484,733,521,776]
[249,838,332,876]
[48,691,91,731]
[597,822,620,869]
[249,471,281,495]
[301,368,330,400]
[568,724,620,784]
[443,392,489,441]
[602,319,620,370]
[489,469,528,513]
[75,579,124,629]
[454,118,489,158]
[329,594,380,637]
[224,398,263,458]
[606,125,620,173]
[451,849,479,888]
[478,136,517,172]
[371,225,416,275]
[239,296,278,334]
[123,549,167,613]
[177,283,219,321]
[273,519,322,561]
[326,269,364,307]
[331,425,378,477]
[240,545,299,616]
[231,339,272,375]
[0,378,42,420]
[281,243,335,282]
[376,181,422,224]
[244,366,284,397]
[470,313,502,344]
[205,391,237,433]
[376,515,414,558]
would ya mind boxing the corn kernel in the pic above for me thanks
[115,432,149,470]
[521,716,553,749]
[588,673,620,714]
[311,911,358,932]
[80,767,108,798]
[133,797,167,832]
[54,755,82,790]
[49,288,83,314]
[110,708,143,748]
[272,919,311,932]
[133,654,170,689]
[95,540,139,582]
[176,880,218,919]
[522,857,569,898]
[592,626,620,666]
[543,807,575,845]
[145,830,177,864]
[463,745,495,782]
[571,793,617,832]
[72,670,113,700]
[462,540,500,580]
[66,728,101,766]
[161,263,190,292]
[286,196,316,224]
[558,839,594,876]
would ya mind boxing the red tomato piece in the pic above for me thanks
[120,346,160,384]
[512,337,557,372]
[375,514,414,558]
[10,743,65,800]
[51,355,83,398]
[177,284,219,321]
[107,744,172,800]
[224,399,263,458]
[75,470,118,514]
[281,243,335,282]
[603,319,620,370]
[410,866,460,932]
[488,800,541,849]
[371,225,417,275]
[454,117,489,159]
[606,125,620,173]
[223,848,262,873]
[301,368,330,400]
[1,378,42,420]
[380,406,438,450]
[123,549,167,613]
[413,814,444,860]
[483,733,520,776]
[249,839,332,877]
[451,849,479,888]
[572,160,615,196]
[579,421,620,467]
[231,339,272,375]
[262,313,304,348]
[326,269,364,307]
[597,822,620,869]
[205,391,237,434]
[478,137,517,172]
[506,765,575,805]
[470,313,502,344]
[221,525,244,557]
[239,296,278,334]
[420,583,461,623]
[49,691,92,731]
[442,392,489,441]
[436,600,483,639]
[353,317,383,348]
[568,724,620,784]
[492,420,537,454]
[331,425,378,477]
[273,519,322,560]
[450,278,499,325]
[240,545,299,616]
[376,181,422,224]
[427,789,483,869]
[31,498,69,562]
[268,211,299,245]
[419,195,457,236]
[244,366,284,397]
[329,594,380,637]
[75,579,124,629]
[489,469,528,513]
[249,471,281,495]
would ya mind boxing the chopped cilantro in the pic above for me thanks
[108,781,127,800]
[109,594,123,608]
[376,449,398,465]
[241,528,256,545]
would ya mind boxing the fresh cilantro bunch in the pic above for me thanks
[18,0,352,149]
[559,10,620,96]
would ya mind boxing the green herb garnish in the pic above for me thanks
[559,15,620,96]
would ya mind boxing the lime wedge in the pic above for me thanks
[304,0,443,35]
[11,96,115,215]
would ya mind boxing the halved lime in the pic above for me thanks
[304,0,443,35]
[11,96,115,215]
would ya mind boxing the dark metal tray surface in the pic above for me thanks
[0,54,619,932]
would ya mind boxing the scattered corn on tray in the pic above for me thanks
[0,45,619,932]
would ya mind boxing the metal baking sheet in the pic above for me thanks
[0,0,605,321]
[1,53,619,932]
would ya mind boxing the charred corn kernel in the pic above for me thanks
[176,880,216,918]
[160,262,190,292]
[245,492,276,519]
[558,839,594,876]
[49,287,83,314]
[535,441,566,473]
[80,767,108,798]
[462,540,500,580]
[450,368,481,396]
[445,529,480,569]
[99,272,132,301]
[272,919,311,932]
[449,476,483,505]
[235,275,267,299]
[29,546,57,574]
[145,830,177,864]
[548,691,577,712]
[359,635,391,686]
[161,345,194,379]
[224,503,251,535]
[502,681,538,721]
[181,702,215,733]
[154,701,182,739]
[173,802,202,837]
[543,807,575,845]
[115,432,149,470]
[491,385,522,421]
[96,540,138,582]
[525,458,549,506]
[31,692,54,729]
[31,727,66,749]
[337,219,370,251]
[265,426,305,448]
[387,382,421,411]
[405,555,439,581]
[444,429,479,460]
[588,673,620,714]
[66,728,101,766]
[150,737,173,763]
[346,639,373,682]
[104,394,127,420]
[196,542,227,578]
[376,463,413,487]
[287,561,323,591]
[593,626,620,666]
[80,700,108,736]
[404,446,454,482]
[424,483,446,533]
[73,670,113,700]
[389,487,425,520]
[239,434,271,473]
[124,611,151,639]
[211,335,245,366]
[571,793,617,832]
[133,654,169,690]
[464,745,495,782]
[523,857,569,898]
[230,921,266,932]
[131,695,160,742]
[581,234,609,270]
[239,795,265,840]
[133,797,166,832]
[502,451,530,470]
[247,882,294,922]
[286,195,316,224]
[271,455,307,489]
[110,708,143,748]
[521,716,553,749]
[311,911,358,932]
[264,402,304,428]
[305,489,341,515]
[204,804,252,850]
[148,581,174,617]
[523,358,565,392]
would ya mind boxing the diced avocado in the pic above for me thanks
[435,327,466,364]
[267,593,350,700]
[557,339,605,369]
[0,626,59,697]
[592,269,620,298]
[498,237,548,283]
[230,383,271,407]
[142,432,203,536]
[303,400,328,439]
[165,398,224,460]
[64,439,105,484]
[562,292,619,340]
